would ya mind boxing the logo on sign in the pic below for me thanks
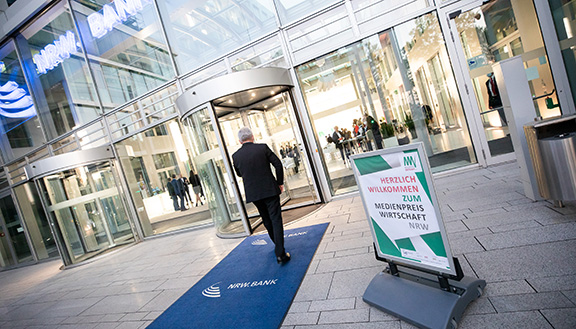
[202,279,279,298]
[33,31,79,75]
[202,283,222,298]
[252,239,268,246]
[87,0,151,39]
[403,155,417,171]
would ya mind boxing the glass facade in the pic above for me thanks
[0,0,572,269]
[549,0,576,105]
[157,0,278,74]
[297,12,475,195]
[0,41,44,161]
[20,2,101,140]
[71,0,175,111]
[453,0,560,159]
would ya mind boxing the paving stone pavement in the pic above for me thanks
[0,161,575,328]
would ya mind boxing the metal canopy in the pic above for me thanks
[175,67,294,118]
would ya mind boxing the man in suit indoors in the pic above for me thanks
[171,174,187,212]
[232,127,291,264]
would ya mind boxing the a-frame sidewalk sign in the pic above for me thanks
[351,143,486,329]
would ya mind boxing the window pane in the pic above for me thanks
[274,0,340,25]
[71,0,175,112]
[297,12,476,196]
[0,41,45,161]
[115,119,210,236]
[158,0,277,74]
[549,0,576,107]
[20,2,100,140]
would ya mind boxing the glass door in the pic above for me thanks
[181,105,248,237]
[0,193,33,268]
[446,0,561,164]
[36,161,135,265]
[212,87,319,231]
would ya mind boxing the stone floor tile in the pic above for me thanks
[477,222,576,250]
[317,309,369,324]
[82,292,160,315]
[309,298,355,312]
[466,240,576,282]
[294,273,333,302]
[541,308,576,329]
[489,291,574,312]
[458,311,552,329]
[483,280,535,296]
[328,266,382,299]
[527,275,576,292]
[282,312,320,326]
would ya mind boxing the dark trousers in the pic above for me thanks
[253,195,285,258]
[177,193,186,211]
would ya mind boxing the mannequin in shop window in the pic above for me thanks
[486,72,507,126]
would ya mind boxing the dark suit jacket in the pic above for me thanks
[232,142,284,203]
[171,178,184,195]
[332,131,343,149]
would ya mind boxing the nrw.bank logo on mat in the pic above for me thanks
[202,278,279,298]
[251,239,268,246]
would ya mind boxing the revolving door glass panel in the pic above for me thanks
[214,88,319,225]
[0,195,33,266]
[37,161,134,265]
[181,107,245,237]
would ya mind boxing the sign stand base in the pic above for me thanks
[363,266,486,329]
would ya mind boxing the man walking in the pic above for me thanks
[232,127,290,264]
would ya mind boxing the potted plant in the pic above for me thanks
[380,122,395,139]
[404,113,417,139]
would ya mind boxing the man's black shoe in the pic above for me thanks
[277,252,291,264]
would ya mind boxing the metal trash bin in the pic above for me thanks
[538,132,576,201]
[524,114,576,205]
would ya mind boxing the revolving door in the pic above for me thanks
[26,147,136,265]
[177,68,321,237]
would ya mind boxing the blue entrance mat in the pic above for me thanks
[148,222,329,329]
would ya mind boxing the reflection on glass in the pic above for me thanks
[158,0,277,74]
[20,2,100,140]
[38,162,134,265]
[298,12,476,196]
[14,183,59,260]
[230,36,286,72]
[182,107,243,237]
[454,0,560,157]
[549,0,576,107]
[275,0,339,25]
[71,0,175,112]
[0,195,33,264]
[116,119,212,236]
[0,41,44,161]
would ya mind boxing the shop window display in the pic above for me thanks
[297,12,476,196]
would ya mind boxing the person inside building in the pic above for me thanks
[167,176,180,211]
[332,126,346,164]
[189,168,203,207]
[171,174,187,211]
[364,113,383,149]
